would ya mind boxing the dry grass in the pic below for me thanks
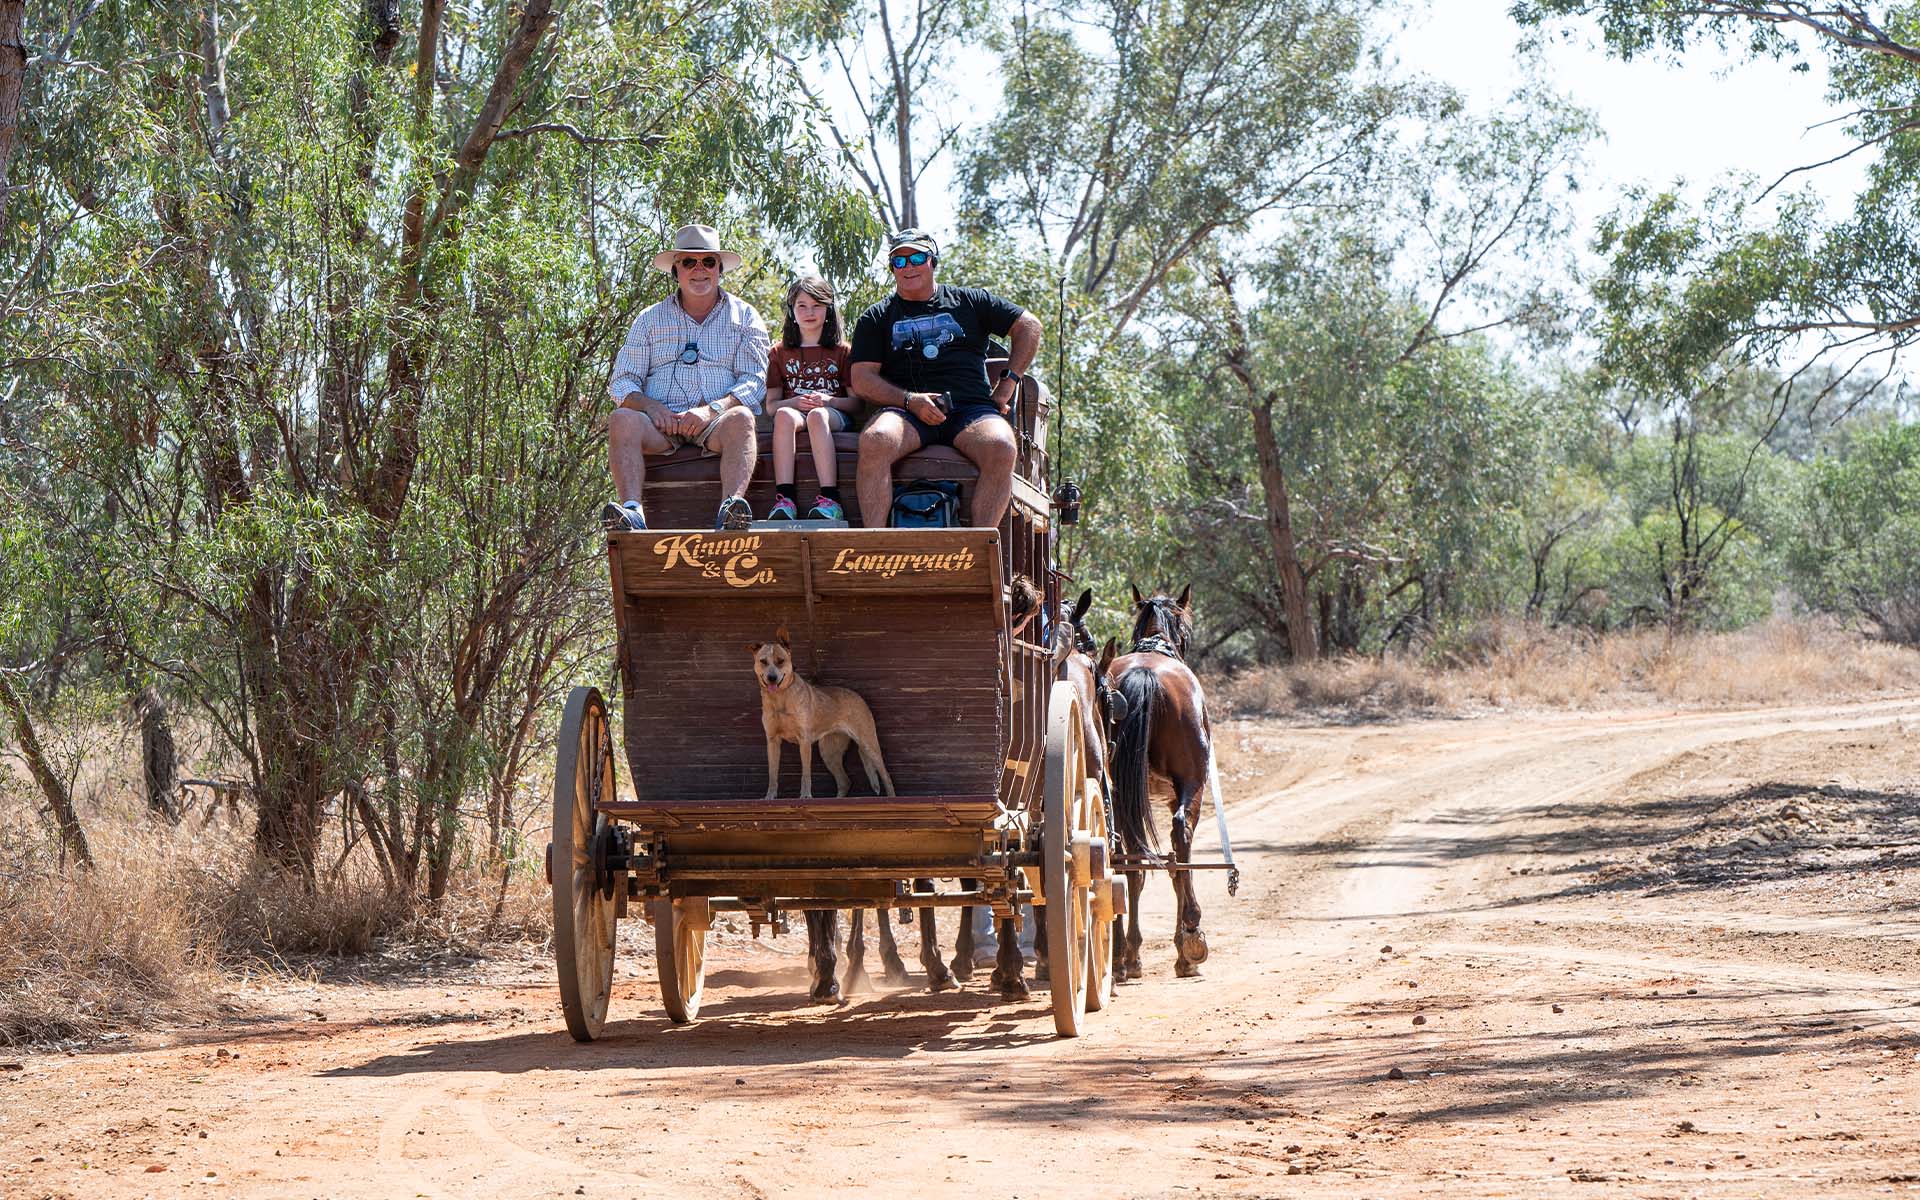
[0,826,219,1046]
[1214,618,1920,719]
[1,766,552,1046]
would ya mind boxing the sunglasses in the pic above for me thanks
[889,251,931,269]
[677,255,719,270]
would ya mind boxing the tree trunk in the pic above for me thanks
[1251,398,1319,661]
[137,687,181,824]
[0,0,24,227]
[0,669,92,867]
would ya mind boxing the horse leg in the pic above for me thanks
[1171,788,1208,977]
[876,902,912,987]
[806,909,842,1003]
[918,896,955,992]
[1032,896,1050,983]
[951,883,977,982]
[989,915,1028,1000]
[1123,870,1146,979]
[844,909,873,995]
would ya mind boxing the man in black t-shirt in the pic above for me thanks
[850,229,1042,528]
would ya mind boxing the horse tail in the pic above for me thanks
[1110,666,1161,856]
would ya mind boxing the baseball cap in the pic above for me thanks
[885,228,939,257]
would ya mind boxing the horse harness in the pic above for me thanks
[1129,633,1182,658]
[1123,633,1240,896]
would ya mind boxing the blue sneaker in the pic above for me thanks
[768,495,799,521]
[807,496,846,521]
[600,501,647,532]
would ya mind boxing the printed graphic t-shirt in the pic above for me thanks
[768,343,851,397]
[848,285,1025,406]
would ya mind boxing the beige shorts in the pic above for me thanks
[653,409,724,454]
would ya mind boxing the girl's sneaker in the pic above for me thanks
[807,496,846,521]
[768,495,799,520]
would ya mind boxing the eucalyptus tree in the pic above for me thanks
[1516,1,1920,377]
[771,0,990,232]
[5,1,872,883]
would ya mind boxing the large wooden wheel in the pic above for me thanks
[653,896,710,1023]
[1044,681,1093,1037]
[552,686,619,1042]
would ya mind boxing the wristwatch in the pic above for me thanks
[707,398,727,418]
[998,369,1024,386]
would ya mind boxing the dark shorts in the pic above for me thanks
[902,402,1010,450]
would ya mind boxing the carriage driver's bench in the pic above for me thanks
[630,358,1050,529]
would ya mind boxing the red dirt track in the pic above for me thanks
[5,698,1919,1197]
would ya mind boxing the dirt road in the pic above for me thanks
[6,699,1919,1198]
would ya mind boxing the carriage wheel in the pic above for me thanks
[1084,778,1115,1013]
[1043,682,1092,1037]
[654,896,710,1023]
[552,686,619,1042]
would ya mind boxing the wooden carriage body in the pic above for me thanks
[550,368,1118,1038]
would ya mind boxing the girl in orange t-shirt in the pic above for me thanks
[765,277,859,521]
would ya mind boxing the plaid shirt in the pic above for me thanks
[608,290,769,415]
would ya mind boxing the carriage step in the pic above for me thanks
[746,518,848,530]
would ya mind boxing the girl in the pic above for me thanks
[765,276,860,521]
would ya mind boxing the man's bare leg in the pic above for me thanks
[953,417,1018,529]
[856,411,922,528]
[710,407,758,502]
[610,407,671,504]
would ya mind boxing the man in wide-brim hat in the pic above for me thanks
[603,223,769,532]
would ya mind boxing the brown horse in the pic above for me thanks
[1106,584,1212,978]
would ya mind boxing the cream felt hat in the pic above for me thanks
[650,224,743,273]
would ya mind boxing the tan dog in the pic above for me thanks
[750,629,895,800]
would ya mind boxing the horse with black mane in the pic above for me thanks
[1106,584,1213,978]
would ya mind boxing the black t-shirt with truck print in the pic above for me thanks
[848,285,1024,407]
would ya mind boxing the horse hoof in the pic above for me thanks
[1033,959,1050,984]
[1175,959,1203,978]
[1177,929,1209,965]
[810,979,842,1003]
[844,968,872,996]
[949,955,973,983]
[883,966,912,988]
[926,968,956,993]
[1124,961,1144,981]
[994,975,1030,1002]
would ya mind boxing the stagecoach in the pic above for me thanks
[547,366,1123,1038]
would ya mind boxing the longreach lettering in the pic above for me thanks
[653,533,775,588]
[828,547,977,579]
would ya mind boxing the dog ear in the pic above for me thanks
[747,641,763,656]
[1177,582,1192,612]
[775,625,791,648]
[1128,581,1142,608]
[1071,588,1092,625]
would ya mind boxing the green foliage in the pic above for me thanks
[1790,423,1920,643]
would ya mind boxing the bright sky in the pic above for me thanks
[1392,0,1866,230]
[895,0,1866,250]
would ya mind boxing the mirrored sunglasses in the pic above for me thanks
[889,251,931,269]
